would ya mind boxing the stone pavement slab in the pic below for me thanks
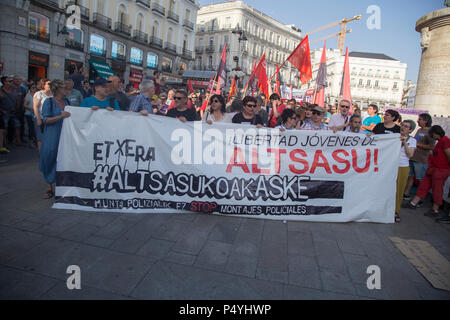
[1,150,450,300]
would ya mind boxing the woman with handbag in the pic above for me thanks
[408,125,450,217]
[39,80,71,199]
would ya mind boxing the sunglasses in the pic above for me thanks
[212,99,220,103]
[174,96,185,100]
[312,111,322,115]
[245,104,257,108]
[340,105,350,108]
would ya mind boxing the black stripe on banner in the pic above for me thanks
[56,170,344,201]
[55,196,342,216]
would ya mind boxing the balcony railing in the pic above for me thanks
[115,22,131,36]
[167,11,179,23]
[183,19,194,30]
[152,3,166,16]
[205,45,215,53]
[65,39,84,51]
[165,42,177,53]
[149,36,163,48]
[182,49,193,59]
[67,1,90,20]
[93,13,112,29]
[136,0,151,8]
[29,28,50,43]
[195,46,204,54]
[32,0,60,9]
[133,30,148,44]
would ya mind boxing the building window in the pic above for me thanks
[147,53,158,69]
[112,41,126,60]
[367,80,371,86]
[359,79,363,85]
[90,34,106,56]
[208,56,213,68]
[130,47,143,65]
[375,80,379,87]
[162,57,172,73]
[29,12,49,39]
[66,27,83,50]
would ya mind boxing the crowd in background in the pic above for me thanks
[0,71,448,223]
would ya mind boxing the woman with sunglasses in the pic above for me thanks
[203,94,232,124]
[276,108,300,131]
[231,96,264,127]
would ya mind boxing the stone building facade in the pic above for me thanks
[0,0,199,86]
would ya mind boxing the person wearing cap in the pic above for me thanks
[80,78,119,111]
[328,99,351,132]
[300,105,329,131]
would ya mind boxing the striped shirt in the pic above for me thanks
[129,94,155,113]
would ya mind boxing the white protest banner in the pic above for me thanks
[54,107,401,223]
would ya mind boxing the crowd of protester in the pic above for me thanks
[0,73,448,223]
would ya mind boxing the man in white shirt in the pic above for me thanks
[328,99,351,132]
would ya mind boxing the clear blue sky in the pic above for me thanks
[198,0,444,83]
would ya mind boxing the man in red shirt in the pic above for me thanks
[267,93,286,128]
[408,125,450,217]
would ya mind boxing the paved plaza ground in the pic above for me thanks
[1,145,449,300]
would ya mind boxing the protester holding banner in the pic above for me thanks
[39,79,71,199]
[202,94,232,124]
[300,105,329,131]
[129,80,156,116]
[345,115,363,134]
[276,108,300,131]
[267,93,286,128]
[232,96,264,127]
[328,99,351,132]
[372,109,400,134]
[166,90,197,122]
[408,125,450,218]
[395,120,417,222]
[80,78,120,111]
[404,113,435,201]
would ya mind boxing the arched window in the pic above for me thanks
[118,4,127,25]
[183,34,188,51]
[152,21,159,38]
[196,56,202,69]
[136,13,144,32]
[147,52,158,69]
[167,27,173,44]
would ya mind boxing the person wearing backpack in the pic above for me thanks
[80,78,119,111]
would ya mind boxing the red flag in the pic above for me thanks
[339,47,352,103]
[287,35,312,84]
[254,53,268,96]
[243,61,257,96]
[313,41,327,107]
[207,75,214,93]
[187,79,194,93]
[275,63,280,95]
[228,76,237,101]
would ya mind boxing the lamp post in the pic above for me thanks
[232,26,247,90]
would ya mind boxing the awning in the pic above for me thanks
[89,59,114,79]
